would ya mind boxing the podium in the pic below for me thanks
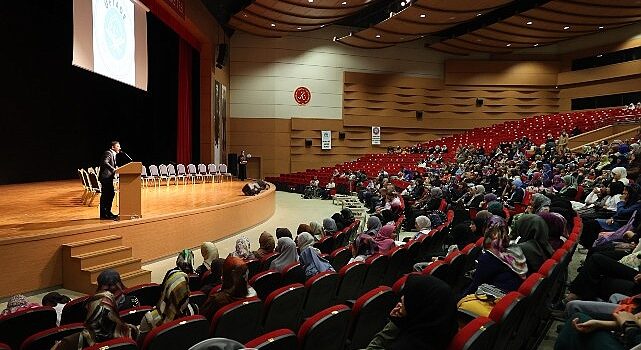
[116,162,142,219]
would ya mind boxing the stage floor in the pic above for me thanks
[0,179,249,240]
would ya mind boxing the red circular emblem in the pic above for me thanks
[294,87,311,105]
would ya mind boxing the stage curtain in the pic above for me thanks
[177,38,192,164]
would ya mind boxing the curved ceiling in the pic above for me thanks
[430,0,641,55]
[227,0,376,38]
[334,0,513,49]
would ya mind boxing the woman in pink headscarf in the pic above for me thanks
[374,224,397,255]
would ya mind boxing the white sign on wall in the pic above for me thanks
[321,130,332,150]
[372,126,381,145]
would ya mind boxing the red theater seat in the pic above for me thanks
[360,254,390,293]
[20,323,85,350]
[0,306,57,350]
[119,306,153,326]
[262,283,305,333]
[336,262,367,302]
[245,329,297,350]
[85,337,138,350]
[347,286,395,350]
[447,317,497,350]
[281,262,306,285]
[141,315,209,350]
[60,295,90,325]
[298,305,351,350]
[488,292,527,350]
[329,246,352,272]
[209,297,262,343]
[249,270,282,300]
[303,271,339,317]
[123,283,162,307]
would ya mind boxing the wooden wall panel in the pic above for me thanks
[229,118,292,178]
[445,60,560,86]
[559,77,641,110]
[558,60,641,86]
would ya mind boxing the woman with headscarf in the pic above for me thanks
[461,215,527,297]
[162,249,195,286]
[364,216,383,236]
[530,193,552,214]
[596,184,641,232]
[332,212,346,231]
[322,218,338,237]
[96,269,138,311]
[270,237,299,272]
[530,171,543,187]
[275,227,293,239]
[309,221,324,239]
[351,230,378,262]
[254,231,275,259]
[466,185,486,209]
[299,246,335,278]
[538,211,568,250]
[340,208,356,227]
[374,224,397,255]
[515,214,555,273]
[449,221,480,250]
[231,236,255,260]
[195,242,223,294]
[559,175,579,200]
[487,201,506,219]
[1,294,40,317]
[612,167,630,185]
[200,256,257,320]
[507,179,525,206]
[296,232,317,254]
[52,292,138,350]
[366,275,458,350]
[483,193,498,208]
[552,175,565,192]
[138,269,197,345]
[297,223,312,236]
[595,154,611,171]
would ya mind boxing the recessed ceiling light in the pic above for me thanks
[477,13,482,16]
[420,13,426,18]
[297,27,302,30]
[341,1,347,4]
[320,24,325,27]
[563,26,570,30]
[308,0,313,2]
[333,37,337,41]
[376,34,381,38]
[597,54,603,57]
[449,16,456,20]
[598,26,604,29]
[400,1,405,6]
[270,23,275,27]
[534,43,539,47]
[506,43,511,47]
[526,21,533,25]
[243,13,247,17]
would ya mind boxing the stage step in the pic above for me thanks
[62,235,122,256]
[62,235,150,294]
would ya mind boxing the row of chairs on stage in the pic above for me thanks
[77,167,115,206]
[142,163,232,187]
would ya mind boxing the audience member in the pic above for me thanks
[231,237,255,260]
[195,242,223,294]
[270,237,298,272]
[374,224,397,255]
[201,256,256,320]
[254,231,275,259]
[1,294,40,317]
[275,227,293,239]
[515,214,555,273]
[299,246,334,278]
[42,292,71,326]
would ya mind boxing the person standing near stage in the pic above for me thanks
[99,141,120,220]
[238,150,248,181]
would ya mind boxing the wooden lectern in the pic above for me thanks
[116,162,142,219]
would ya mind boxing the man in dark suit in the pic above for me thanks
[99,141,121,220]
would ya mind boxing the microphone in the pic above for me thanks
[121,151,133,162]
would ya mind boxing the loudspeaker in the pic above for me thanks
[305,139,312,147]
[475,98,484,107]
[416,110,423,119]
[227,153,238,176]
[339,132,346,140]
[215,44,227,69]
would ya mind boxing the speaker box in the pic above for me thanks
[339,132,346,140]
[216,44,227,69]
[227,153,238,176]
[416,110,423,119]
[475,98,484,107]
[305,139,313,147]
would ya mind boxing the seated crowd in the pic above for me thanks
[5,129,641,350]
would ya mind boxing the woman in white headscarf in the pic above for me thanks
[296,232,318,254]
[611,167,630,185]
[270,237,299,272]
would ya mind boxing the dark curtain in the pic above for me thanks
[177,38,193,164]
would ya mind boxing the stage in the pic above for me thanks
[0,179,276,297]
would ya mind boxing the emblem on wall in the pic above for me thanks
[294,86,311,105]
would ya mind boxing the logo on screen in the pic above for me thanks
[104,8,127,60]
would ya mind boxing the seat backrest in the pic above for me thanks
[187,164,197,174]
[124,283,162,307]
[488,292,527,350]
[210,298,262,343]
[142,315,209,350]
[198,164,207,174]
[219,164,228,173]
[119,306,153,326]
[421,260,450,283]
[61,295,90,325]
[149,165,160,176]
[259,252,280,271]
[329,247,352,272]
[245,329,297,350]
[85,338,138,350]
[190,291,207,308]
[88,171,102,191]
[20,322,85,350]
[298,305,351,350]
[0,306,57,350]
[361,254,390,294]
[246,259,261,279]
[262,283,305,332]
[167,164,176,176]
[447,317,497,350]
[249,270,282,300]
[336,262,367,302]
[0,342,10,350]
[177,164,187,175]
[207,164,217,174]
[281,263,306,285]
[303,272,340,317]
[383,246,410,286]
[159,164,169,176]
[348,286,395,350]
[141,165,148,176]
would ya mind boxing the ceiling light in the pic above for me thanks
[598,26,604,29]
[308,0,313,2]
[526,21,533,25]
[420,13,426,18]
[320,24,325,27]
[506,43,511,47]
[342,1,347,4]
[477,13,482,16]
[597,54,603,57]
[376,34,381,38]
[297,27,302,30]
[563,26,570,30]
[449,16,456,20]
[270,23,275,27]
[333,37,337,41]
[534,43,539,47]
[400,1,405,6]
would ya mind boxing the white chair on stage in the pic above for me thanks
[167,164,185,185]
[207,163,218,183]
[158,164,171,186]
[147,165,161,187]
[176,164,188,185]
[218,164,233,182]
[198,163,213,183]
[187,164,202,184]
[78,168,91,204]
